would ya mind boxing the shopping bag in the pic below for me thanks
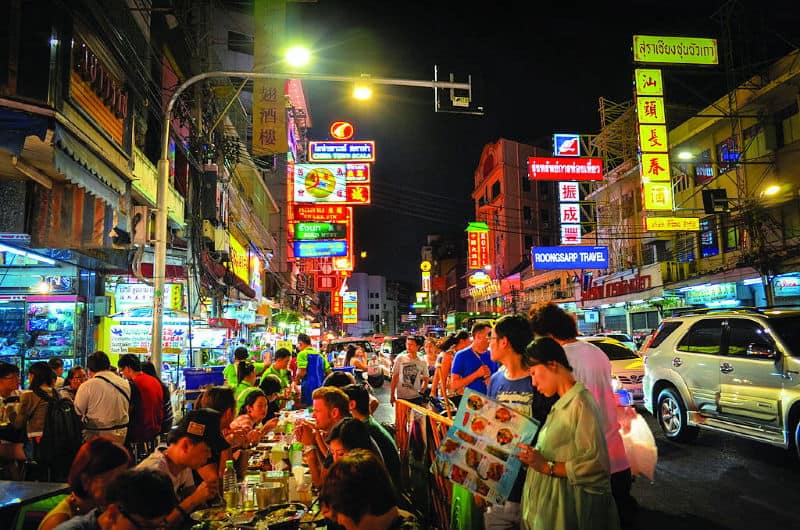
[620,412,658,481]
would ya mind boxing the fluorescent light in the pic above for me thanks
[0,244,56,265]
[742,277,762,286]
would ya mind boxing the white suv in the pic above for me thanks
[642,308,800,459]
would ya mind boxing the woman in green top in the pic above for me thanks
[224,346,266,387]
[234,361,260,414]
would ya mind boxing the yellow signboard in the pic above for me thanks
[634,69,664,96]
[642,182,674,210]
[645,217,700,231]
[633,35,718,65]
[636,96,666,124]
[228,236,249,282]
[639,153,672,182]
[639,125,669,153]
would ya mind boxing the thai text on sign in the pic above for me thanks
[528,157,603,181]
[633,35,718,65]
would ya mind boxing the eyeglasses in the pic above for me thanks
[117,506,168,530]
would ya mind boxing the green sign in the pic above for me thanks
[293,222,347,240]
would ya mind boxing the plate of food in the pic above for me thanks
[259,502,306,529]
[470,417,487,435]
[189,507,229,523]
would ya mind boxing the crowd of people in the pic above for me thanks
[386,302,638,530]
[0,302,640,530]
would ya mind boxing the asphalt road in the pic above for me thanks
[369,382,800,530]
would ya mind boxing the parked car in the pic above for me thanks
[593,332,638,353]
[641,307,800,459]
[576,336,644,402]
[327,337,390,387]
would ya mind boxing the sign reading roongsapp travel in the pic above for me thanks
[532,246,609,270]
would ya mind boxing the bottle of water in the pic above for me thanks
[223,459,239,509]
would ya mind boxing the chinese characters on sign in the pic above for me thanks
[252,78,287,156]
[634,64,673,211]
[467,229,490,270]
[342,291,357,324]
[558,182,581,245]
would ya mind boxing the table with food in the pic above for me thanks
[189,409,325,529]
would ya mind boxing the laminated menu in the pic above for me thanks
[435,388,540,504]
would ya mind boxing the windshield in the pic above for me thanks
[768,316,800,356]
[588,340,639,360]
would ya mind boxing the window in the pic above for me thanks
[540,209,550,223]
[522,175,531,192]
[677,233,695,262]
[776,102,799,148]
[677,319,724,355]
[538,182,550,199]
[523,206,532,222]
[650,321,682,348]
[742,124,767,159]
[524,235,533,250]
[726,319,774,358]
[227,31,254,55]
[723,215,739,252]
[491,181,501,200]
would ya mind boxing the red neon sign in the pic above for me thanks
[329,121,355,140]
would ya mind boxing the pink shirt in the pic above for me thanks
[563,340,630,474]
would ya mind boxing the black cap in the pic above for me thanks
[173,408,229,452]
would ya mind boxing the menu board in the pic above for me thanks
[435,388,539,504]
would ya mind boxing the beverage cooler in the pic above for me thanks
[0,295,86,378]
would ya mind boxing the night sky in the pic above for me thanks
[288,0,798,285]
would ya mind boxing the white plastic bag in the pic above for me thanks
[620,412,658,481]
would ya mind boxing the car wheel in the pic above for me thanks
[793,417,800,462]
[657,387,699,442]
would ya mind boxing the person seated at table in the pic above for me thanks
[258,374,285,423]
[0,361,25,480]
[320,449,420,530]
[136,408,228,528]
[323,371,379,415]
[305,417,385,490]
[343,383,401,489]
[53,468,177,530]
[59,366,87,402]
[39,437,132,530]
[194,386,240,481]
[234,361,261,415]
[229,389,278,445]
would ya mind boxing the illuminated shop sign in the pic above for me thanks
[308,141,376,162]
[466,222,490,270]
[532,246,609,270]
[553,134,581,157]
[293,240,348,258]
[582,275,652,300]
[644,217,700,231]
[527,157,603,181]
[293,164,371,204]
[293,222,348,240]
[293,205,352,222]
[330,121,355,140]
[684,282,736,305]
[633,35,719,65]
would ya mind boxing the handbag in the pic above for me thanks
[620,411,658,481]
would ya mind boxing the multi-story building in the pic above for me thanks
[467,138,559,313]
[344,272,387,337]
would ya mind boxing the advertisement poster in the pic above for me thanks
[435,389,539,504]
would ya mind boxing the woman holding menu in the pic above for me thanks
[516,337,620,530]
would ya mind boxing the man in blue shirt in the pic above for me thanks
[449,321,498,397]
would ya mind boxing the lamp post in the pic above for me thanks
[151,70,473,374]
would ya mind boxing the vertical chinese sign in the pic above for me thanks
[466,222,490,270]
[632,35,718,214]
[342,291,358,324]
[253,0,287,156]
[558,182,581,244]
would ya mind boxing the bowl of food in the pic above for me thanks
[258,502,307,530]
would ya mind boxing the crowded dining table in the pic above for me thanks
[187,408,325,529]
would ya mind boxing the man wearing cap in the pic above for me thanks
[136,408,229,526]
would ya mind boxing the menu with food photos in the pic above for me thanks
[435,388,540,504]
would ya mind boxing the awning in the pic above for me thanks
[0,107,49,156]
[54,125,126,209]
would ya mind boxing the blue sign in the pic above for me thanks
[553,133,581,157]
[293,240,348,258]
[532,246,608,270]
[308,141,375,162]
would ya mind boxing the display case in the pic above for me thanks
[0,295,86,377]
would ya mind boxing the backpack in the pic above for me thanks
[33,388,83,464]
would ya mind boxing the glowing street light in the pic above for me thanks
[285,46,311,68]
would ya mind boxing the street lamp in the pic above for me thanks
[150,69,473,374]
